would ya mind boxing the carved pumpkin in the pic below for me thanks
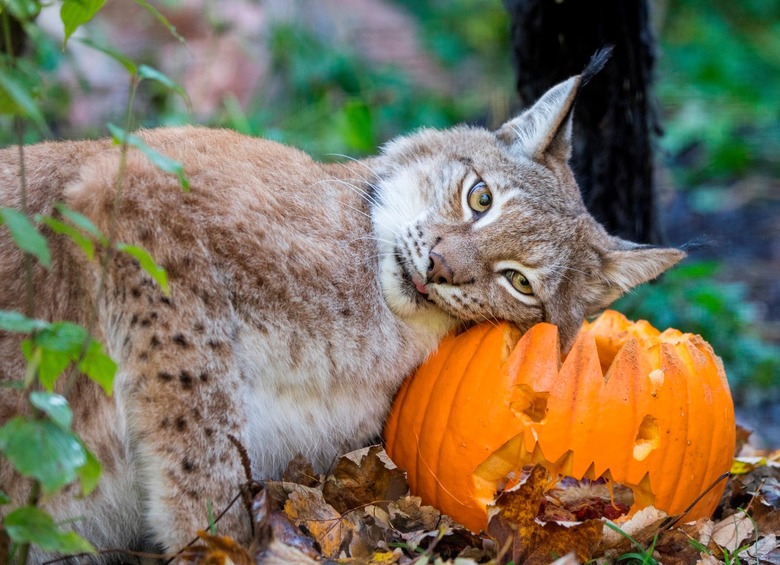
[384,310,735,533]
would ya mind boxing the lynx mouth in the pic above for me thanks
[395,246,430,302]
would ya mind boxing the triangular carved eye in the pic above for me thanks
[467,181,492,214]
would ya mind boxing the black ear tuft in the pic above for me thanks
[581,46,614,86]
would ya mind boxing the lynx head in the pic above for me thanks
[371,61,684,350]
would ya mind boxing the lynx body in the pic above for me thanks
[0,70,682,557]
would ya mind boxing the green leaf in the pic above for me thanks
[138,64,191,109]
[0,490,10,505]
[0,207,51,268]
[0,417,86,494]
[78,339,116,396]
[54,203,105,241]
[0,65,46,131]
[39,216,95,260]
[77,444,101,496]
[29,392,73,430]
[23,323,88,390]
[0,310,49,333]
[3,0,41,20]
[35,322,87,353]
[76,37,137,75]
[116,243,169,296]
[22,341,71,391]
[337,99,376,153]
[107,123,190,191]
[3,506,96,555]
[133,0,185,43]
[60,0,107,46]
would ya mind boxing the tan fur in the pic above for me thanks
[0,75,683,559]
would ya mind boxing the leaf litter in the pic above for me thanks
[169,429,780,564]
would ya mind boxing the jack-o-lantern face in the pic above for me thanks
[384,310,735,533]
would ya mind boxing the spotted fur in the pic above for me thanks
[0,72,682,559]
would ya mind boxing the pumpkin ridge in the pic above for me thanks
[434,323,502,509]
[415,323,490,507]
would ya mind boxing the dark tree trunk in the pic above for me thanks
[503,0,665,245]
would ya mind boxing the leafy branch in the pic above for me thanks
[0,1,190,562]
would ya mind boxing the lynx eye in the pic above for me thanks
[505,270,533,295]
[467,181,492,214]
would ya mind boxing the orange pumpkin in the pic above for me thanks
[383,310,735,533]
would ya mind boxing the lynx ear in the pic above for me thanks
[496,76,580,161]
[496,47,613,162]
[597,242,686,306]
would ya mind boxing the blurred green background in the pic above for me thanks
[3,0,779,410]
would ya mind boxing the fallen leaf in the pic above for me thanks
[696,553,724,565]
[548,552,580,565]
[738,532,779,564]
[323,445,408,515]
[180,531,254,565]
[284,485,352,557]
[598,506,668,552]
[487,465,603,565]
[283,454,321,488]
[711,510,755,552]
[388,495,442,532]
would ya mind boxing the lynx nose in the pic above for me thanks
[426,252,454,285]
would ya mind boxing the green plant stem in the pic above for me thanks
[15,117,35,319]
[5,14,42,565]
[63,73,140,398]
[2,9,14,57]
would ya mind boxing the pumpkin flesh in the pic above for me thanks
[383,311,736,534]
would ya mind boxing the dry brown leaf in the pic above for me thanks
[548,552,580,565]
[738,533,779,564]
[179,531,254,565]
[711,510,755,552]
[283,454,321,488]
[322,445,408,515]
[389,495,443,532]
[598,506,668,552]
[255,539,319,565]
[248,488,319,562]
[696,553,724,565]
[283,485,352,557]
[487,465,602,565]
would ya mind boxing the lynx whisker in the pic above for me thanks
[324,153,382,182]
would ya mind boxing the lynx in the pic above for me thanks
[0,55,683,559]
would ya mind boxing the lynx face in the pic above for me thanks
[373,76,684,349]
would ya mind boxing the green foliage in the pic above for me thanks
[0,1,184,559]
[0,207,51,268]
[393,0,511,73]
[108,123,189,192]
[3,506,95,554]
[0,417,87,494]
[605,521,659,565]
[615,261,780,391]
[221,23,462,158]
[658,0,780,184]
[16,318,116,393]
[0,63,45,129]
[60,0,106,45]
[116,242,170,296]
